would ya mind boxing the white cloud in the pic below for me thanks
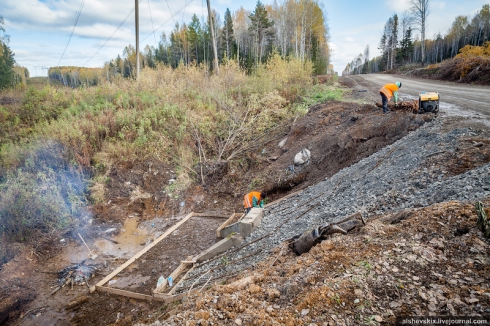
[386,0,411,13]
[433,1,447,9]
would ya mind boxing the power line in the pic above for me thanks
[181,0,190,27]
[147,0,157,46]
[58,0,86,66]
[140,0,195,44]
[84,0,144,66]
[164,0,176,27]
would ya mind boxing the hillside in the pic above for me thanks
[0,75,489,325]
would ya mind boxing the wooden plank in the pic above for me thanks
[192,213,230,218]
[167,265,195,295]
[154,262,190,294]
[95,285,165,302]
[90,212,194,293]
[216,213,244,238]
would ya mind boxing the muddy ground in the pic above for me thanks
[0,76,483,326]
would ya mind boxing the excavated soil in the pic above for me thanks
[1,77,489,326]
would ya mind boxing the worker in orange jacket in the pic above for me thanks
[244,191,264,214]
[379,81,402,113]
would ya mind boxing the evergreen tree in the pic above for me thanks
[221,8,236,60]
[188,14,202,63]
[0,16,15,89]
[398,27,414,64]
[249,1,274,65]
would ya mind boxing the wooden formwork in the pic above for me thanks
[90,211,246,303]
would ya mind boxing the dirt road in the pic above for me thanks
[344,74,490,118]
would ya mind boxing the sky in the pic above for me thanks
[1,0,489,76]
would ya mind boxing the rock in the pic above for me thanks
[267,288,280,299]
[301,308,310,316]
[278,137,288,148]
[248,284,262,294]
[195,311,210,320]
[235,318,242,325]
[294,149,311,165]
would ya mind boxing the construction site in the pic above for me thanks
[1,75,489,325]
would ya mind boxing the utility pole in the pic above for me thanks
[206,0,219,75]
[135,0,140,80]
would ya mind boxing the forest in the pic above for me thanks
[344,3,490,75]
[0,16,29,89]
[49,0,331,88]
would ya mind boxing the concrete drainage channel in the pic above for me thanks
[90,209,265,302]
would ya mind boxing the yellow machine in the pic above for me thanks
[418,92,439,113]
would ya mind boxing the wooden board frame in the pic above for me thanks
[90,211,242,303]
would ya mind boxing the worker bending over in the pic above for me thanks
[379,81,402,113]
[244,191,264,214]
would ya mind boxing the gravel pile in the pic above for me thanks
[177,115,490,292]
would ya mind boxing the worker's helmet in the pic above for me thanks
[396,81,402,88]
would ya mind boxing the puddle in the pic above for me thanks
[94,217,151,259]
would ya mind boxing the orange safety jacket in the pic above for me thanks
[244,191,262,209]
[379,83,399,102]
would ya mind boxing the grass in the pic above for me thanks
[0,56,338,264]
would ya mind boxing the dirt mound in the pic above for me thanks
[240,101,433,199]
[409,56,490,85]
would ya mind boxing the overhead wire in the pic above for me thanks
[58,0,86,66]
[140,0,195,44]
[84,0,144,66]
[147,0,157,46]
[181,0,189,27]
[164,0,176,27]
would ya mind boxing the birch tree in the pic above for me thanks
[409,0,429,65]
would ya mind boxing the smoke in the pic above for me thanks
[0,139,92,242]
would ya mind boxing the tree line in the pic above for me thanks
[0,16,29,89]
[343,2,490,75]
[49,0,330,87]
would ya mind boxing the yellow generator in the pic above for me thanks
[418,92,439,113]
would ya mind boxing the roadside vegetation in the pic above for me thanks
[343,3,490,77]
[0,55,339,265]
[410,41,490,84]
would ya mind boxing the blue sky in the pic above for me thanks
[1,0,489,76]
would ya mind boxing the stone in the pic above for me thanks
[249,284,262,294]
[267,288,280,299]
[195,311,210,320]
